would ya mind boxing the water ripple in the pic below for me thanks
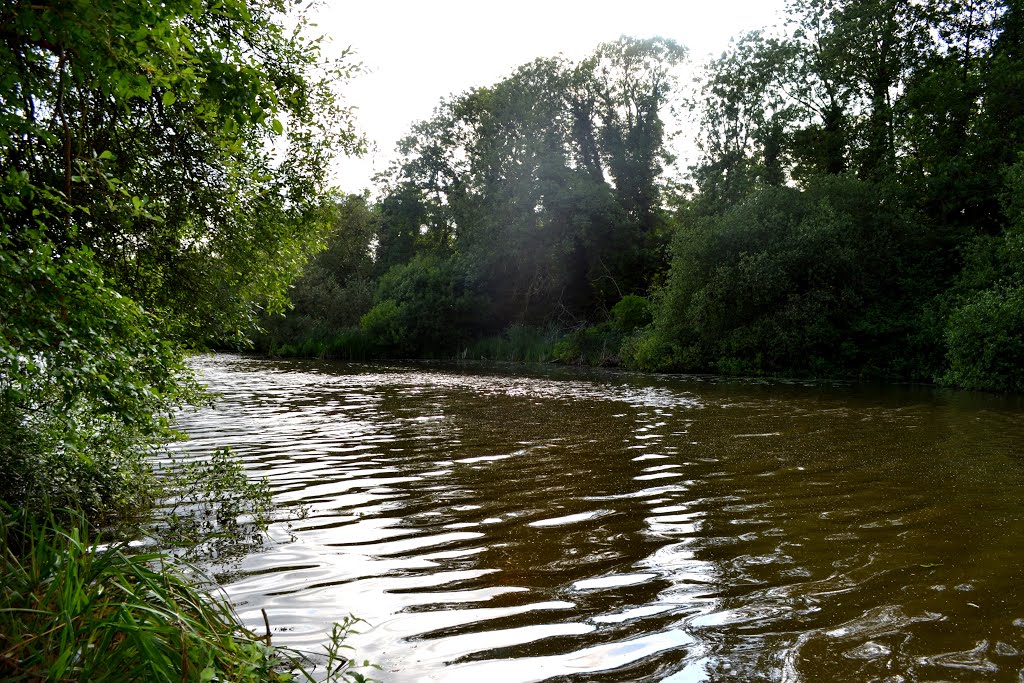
[170,354,1024,682]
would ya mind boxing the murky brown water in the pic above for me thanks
[173,354,1024,682]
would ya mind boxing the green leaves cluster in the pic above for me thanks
[629,0,1024,387]
[0,227,196,519]
[1,0,360,520]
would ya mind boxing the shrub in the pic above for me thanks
[363,254,486,356]
[944,285,1024,392]
[653,178,934,378]
[610,295,653,332]
[360,299,408,354]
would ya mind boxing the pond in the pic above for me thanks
[173,354,1024,682]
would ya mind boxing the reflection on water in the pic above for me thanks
[173,354,1024,682]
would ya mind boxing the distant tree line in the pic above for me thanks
[258,0,1024,392]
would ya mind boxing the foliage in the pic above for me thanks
[264,3,1024,392]
[610,294,654,332]
[256,195,377,354]
[940,156,1024,391]
[0,508,377,683]
[361,254,485,357]
[943,284,1024,392]
[1,0,362,344]
[651,177,936,377]
[0,229,201,521]
[153,448,276,562]
[0,1,376,678]
[553,323,623,366]
[373,37,684,329]
[0,0,360,523]
[551,295,654,366]
[359,300,408,355]
[668,0,1024,387]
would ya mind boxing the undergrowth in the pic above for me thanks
[0,508,377,682]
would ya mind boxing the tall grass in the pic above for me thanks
[269,328,372,361]
[0,508,374,682]
[464,324,563,363]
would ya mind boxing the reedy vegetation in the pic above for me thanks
[261,0,1024,393]
[0,508,376,682]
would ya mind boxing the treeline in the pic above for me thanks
[259,0,1024,392]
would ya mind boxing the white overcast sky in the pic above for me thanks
[313,0,788,194]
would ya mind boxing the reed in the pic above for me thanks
[0,508,374,682]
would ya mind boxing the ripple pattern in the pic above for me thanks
[170,355,1024,682]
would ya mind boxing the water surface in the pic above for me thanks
[174,354,1024,682]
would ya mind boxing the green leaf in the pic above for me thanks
[162,91,176,107]
[271,119,284,135]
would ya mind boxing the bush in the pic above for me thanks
[652,178,935,377]
[0,233,202,524]
[551,296,654,367]
[362,254,486,357]
[553,323,622,366]
[610,295,653,332]
[360,299,408,354]
[153,448,275,562]
[943,285,1024,392]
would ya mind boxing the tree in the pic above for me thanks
[1,0,362,342]
[0,0,360,519]
[650,178,933,377]
[693,32,798,203]
[371,38,686,338]
[256,194,378,352]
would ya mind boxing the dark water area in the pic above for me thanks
[173,354,1024,682]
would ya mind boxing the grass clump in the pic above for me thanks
[0,508,376,682]
[464,324,562,363]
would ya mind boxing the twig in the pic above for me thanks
[261,608,272,645]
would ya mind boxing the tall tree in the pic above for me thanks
[0,0,360,517]
[375,39,685,329]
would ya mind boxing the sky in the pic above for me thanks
[313,0,788,194]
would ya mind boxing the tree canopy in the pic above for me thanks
[252,2,1023,393]
[0,0,361,518]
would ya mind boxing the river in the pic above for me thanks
[172,353,1024,682]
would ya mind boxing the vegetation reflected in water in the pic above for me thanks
[175,355,1024,682]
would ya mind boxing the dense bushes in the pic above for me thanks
[944,285,1024,392]
[255,196,377,357]
[624,178,938,378]
[553,295,654,366]
[0,232,198,521]
[360,254,486,357]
